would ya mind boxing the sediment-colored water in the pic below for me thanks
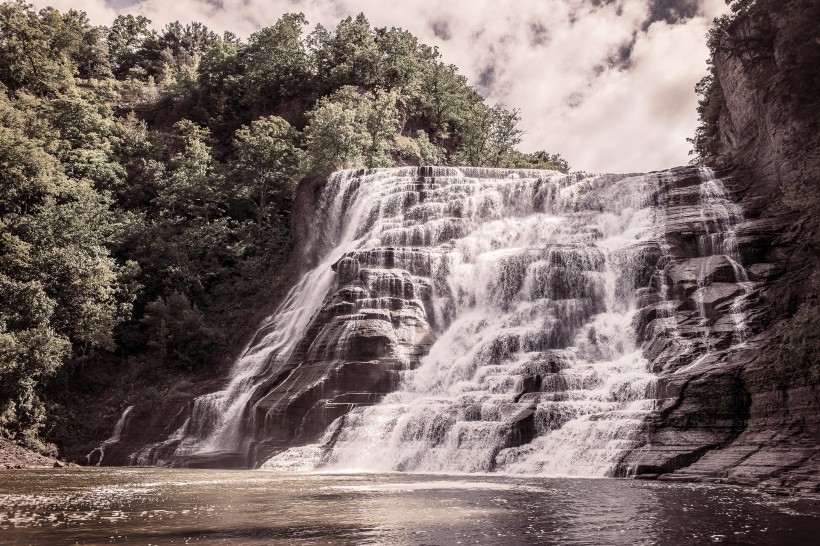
[1,468,817,545]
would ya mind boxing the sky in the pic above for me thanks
[32,0,730,173]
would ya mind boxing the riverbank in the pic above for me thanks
[0,438,76,469]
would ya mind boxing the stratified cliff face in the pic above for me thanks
[711,0,820,194]
[623,0,820,492]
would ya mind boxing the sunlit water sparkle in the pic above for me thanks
[1,468,817,545]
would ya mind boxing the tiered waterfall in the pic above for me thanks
[118,166,754,475]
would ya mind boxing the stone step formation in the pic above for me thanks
[97,165,783,477]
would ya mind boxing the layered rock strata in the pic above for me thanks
[97,158,816,491]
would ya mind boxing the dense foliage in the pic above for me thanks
[0,1,568,452]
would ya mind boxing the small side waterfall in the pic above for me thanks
[693,167,753,349]
[87,406,133,466]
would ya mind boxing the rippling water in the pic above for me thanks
[0,469,817,545]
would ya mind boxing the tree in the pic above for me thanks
[196,34,243,133]
[44,91,124,191]
[362,89,400,168]
[142,292,221,371]
[414,61,476,141]
[303,86,399,170]
[0,1,75,94]
[160,21,217,62]
[303,93,370,171]
[310,13,381,92]
[373,26,436,92]
[486,105,523,166]
[229,116,304,228]
[243,13,312,115]
[452,104,523,167]
[107,14,153,78]
[153,120,220,223]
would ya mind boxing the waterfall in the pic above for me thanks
[257,167,666,475]
[87,405,133,466]
[126,165,755,475]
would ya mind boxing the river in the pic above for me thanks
[1,469,817,544]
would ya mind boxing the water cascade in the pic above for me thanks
[87,406,133,466]
[124,166,755,475]
[260,167,667,475]
[692,167,754,349]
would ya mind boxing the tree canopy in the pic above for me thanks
[0,1,568,454]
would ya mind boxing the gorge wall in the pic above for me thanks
[629,0,819,492]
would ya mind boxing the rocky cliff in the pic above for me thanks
[624,0,820,493]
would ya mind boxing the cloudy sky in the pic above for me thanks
[33,0,729,173]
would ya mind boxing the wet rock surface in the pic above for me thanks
[621,2,820,493]
[620,163,819,491]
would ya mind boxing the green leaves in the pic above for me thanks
[153,121,219,223]
[303,87,401,171]
[142,292,221,372]
[311,13,381,91]
[0,57,126,443]
[230,115,304,227]
[452,103,523,167]
[0,1,74,94]
[304,93,370,171]
[0,1,574,451]
[244,13,311,114]
[107,14,153,78]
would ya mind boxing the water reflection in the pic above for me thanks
[0,469,817,545]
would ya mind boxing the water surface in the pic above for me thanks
[0,469,817,545]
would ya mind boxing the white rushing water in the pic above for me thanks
[255,167,668,476]
[130,166,752,475]
[694,167,753,348]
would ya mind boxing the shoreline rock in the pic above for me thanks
[0,438,77,470]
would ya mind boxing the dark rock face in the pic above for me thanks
[621,2,820,491]
[710,1,820,202]
[617,163,819,490]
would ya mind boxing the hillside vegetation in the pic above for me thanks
[0,0,568,455]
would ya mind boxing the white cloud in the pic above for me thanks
[30,0,729,172]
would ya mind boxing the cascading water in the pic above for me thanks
[256,167,667,476]
[693,167,753,347]
[125,165,756,475]
[130,169,386,465]
[87,406,133,466]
